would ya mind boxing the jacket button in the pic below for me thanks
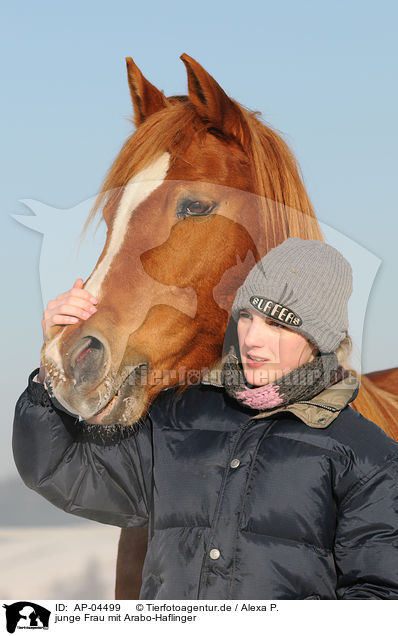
[209,548,220,560]
[230,458,240,469]
[318,417,326,424]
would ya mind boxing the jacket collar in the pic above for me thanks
[201,359,360,428]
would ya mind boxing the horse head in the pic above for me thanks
[41,54,323,426]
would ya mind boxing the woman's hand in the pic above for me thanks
[41,278,98,343]
[39,280,109,425]
[38,278,98,384]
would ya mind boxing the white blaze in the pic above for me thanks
[45,152,170,369]
[85,152,170,298]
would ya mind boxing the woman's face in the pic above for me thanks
[237,309,317,386]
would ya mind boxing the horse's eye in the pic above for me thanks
[177,199,216,219]
[187,201,211,215]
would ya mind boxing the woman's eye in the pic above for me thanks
[177,200,216,219]
[238,311,251,320]
[269,319,284,329]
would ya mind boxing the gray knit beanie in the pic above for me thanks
[231,238,353,353]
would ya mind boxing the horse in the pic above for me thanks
[40,54,398,599]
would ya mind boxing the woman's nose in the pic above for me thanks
[244,320,275,348]
[244,324,263,347]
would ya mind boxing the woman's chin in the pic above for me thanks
[243,366,285,387]
[243,369,270,387]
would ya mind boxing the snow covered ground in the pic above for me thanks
[0,525,121,599]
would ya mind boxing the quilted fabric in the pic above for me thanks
[13,368,398,599]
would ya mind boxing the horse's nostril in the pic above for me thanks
[70,336,105,386]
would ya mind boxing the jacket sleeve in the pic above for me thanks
[334,455,398,599]
[12,369,153,528]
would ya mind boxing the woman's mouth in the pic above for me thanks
[245,353,270,368]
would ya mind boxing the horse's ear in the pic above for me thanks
[126,57,169,126]
[180,53,248,145]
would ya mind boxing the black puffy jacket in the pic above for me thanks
[13,367,398,600]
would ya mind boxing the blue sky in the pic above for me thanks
[2,0,397,479]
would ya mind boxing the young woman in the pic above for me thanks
[13,238,398,600]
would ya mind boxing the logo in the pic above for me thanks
[249,296,302,326]
[2,603,51,634]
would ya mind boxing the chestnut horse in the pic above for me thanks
[41,54,398,598]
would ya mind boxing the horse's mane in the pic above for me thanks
[81,99,323,247]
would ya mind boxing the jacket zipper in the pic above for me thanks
[229,419,279,598]
[295,401,339,412]
[197,418,254,598]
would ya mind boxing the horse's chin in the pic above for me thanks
[87,391,119,425]
[45,362,149,427]
[88,363,149,426]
